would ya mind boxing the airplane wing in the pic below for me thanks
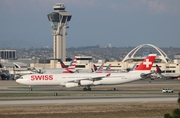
[140,72,155,79]
[89,73,111,81]
[67,73,111,83]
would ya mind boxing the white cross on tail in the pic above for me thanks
[143,59,152,68]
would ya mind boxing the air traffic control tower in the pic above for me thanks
[47,3,72,61]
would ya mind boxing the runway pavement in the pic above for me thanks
[0,79,179,107]
[0,96,178,107]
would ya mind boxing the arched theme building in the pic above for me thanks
[105,44,180,73]
[122,44,172,63]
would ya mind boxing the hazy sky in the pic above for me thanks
[0,0,180,48]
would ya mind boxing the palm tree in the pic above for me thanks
[173,108,180,117]
[164,113,173,118]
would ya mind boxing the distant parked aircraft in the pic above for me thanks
[36,56,77,74]
[155,64,180,79]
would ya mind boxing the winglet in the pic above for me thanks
[106,73,111,77]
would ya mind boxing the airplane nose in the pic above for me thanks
[16,79,20,84]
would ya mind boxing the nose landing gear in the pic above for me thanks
[29,86,33,91]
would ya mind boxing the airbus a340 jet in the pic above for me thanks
[16,54,156,91]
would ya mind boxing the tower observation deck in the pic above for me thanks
[47,3,72,61]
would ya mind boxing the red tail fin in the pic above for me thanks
[63,55,77,73]
[134,54,156,71]
[93,65,97,71]
[59,60,67,68]
[156,64,162,74]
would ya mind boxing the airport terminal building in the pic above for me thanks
[0,44,180,80]
[30,44,180,74]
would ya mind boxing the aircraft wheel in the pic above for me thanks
[54,92,58,96]
[113,88,117,91]
[88,88,91,91]
[29,88,33,91]
[83,88,87,91]
[29,86,33,91]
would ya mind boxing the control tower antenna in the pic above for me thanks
[47,3,72,61]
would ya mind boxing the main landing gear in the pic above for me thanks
[83,86,91,91]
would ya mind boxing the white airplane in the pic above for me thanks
[36,56,77,74]
[37,59,67,74]
[155,64,180,79]
[16,54,156,91]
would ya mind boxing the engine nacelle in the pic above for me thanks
[65,82,78,88]
[80,80,93,86]
[93,81,101,85]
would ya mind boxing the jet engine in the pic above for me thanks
[93,81,101,85]
[80,80,93,86]
[65,82,78,88]
[140,73,152,79]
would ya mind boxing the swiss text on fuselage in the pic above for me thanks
[31,75,53,81]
